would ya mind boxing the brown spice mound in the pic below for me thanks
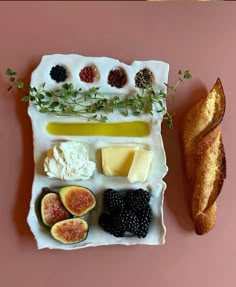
[135,68,153,88]
[108,68,127,88]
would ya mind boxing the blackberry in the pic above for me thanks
[125,189,151,211]
[136,205,153,238]
[50,65,68,83]
[104,189,125,213]
[98,213,125,237]
[114,209,140,235]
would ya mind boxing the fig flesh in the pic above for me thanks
[41,192,70,227]
[51,218,88,244]
[59,185,96,216]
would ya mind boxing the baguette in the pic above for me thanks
[183,78,226,235]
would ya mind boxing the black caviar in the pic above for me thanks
[134,68,153,88]
[49,65,68,83]
[107,68,127,88]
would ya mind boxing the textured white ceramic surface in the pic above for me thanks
[27,54,169,250]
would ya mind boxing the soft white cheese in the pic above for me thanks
[43,141,95,180]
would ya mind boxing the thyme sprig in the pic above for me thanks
[5,68,191,127]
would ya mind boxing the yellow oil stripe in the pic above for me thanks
[46,121,150,137]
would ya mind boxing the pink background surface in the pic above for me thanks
[0,1,235,286]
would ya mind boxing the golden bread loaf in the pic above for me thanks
[183,78,226,235]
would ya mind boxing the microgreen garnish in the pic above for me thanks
[5,68,191,127]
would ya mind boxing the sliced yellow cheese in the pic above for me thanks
[128,150,153,183]
[101,146,139,176]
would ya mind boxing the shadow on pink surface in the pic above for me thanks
[11,62,39,241]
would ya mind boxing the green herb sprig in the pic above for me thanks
[5,68,24,90]
[5,68,191,128]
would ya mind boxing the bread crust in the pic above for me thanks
[183,78,226,235]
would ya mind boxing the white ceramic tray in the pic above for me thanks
[27,54,169,250]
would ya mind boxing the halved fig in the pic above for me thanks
[59,185,96,216]
[41,192,70,227]
[51,218,88,244]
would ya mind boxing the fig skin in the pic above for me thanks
[51,218,89,244]
[59,185,96,216]
[40,192,71,227]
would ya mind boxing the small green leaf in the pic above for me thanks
[183,70,192,79]
[5,68,12,75]
[10,77,15,82]
[51,101,59,108]
[166,117,173,128]
[100,115,108,122]
[45,91,52,97]
[18,81,24,89]
[21,95,30,102]
[62,83,73,90]
[29,86,37,93]
[41,101,50,106]
[38,108,48,113]
[117,101,125,108]
[164,83,170,88]
[38,93,45,100]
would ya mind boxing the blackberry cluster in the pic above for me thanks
[99,188,153,238]
[99,213,124,237]
[114,209,140,235]
[50,65,68,83]
[136,205,153,238]
[104,189,125,213]
[125,188,151,211]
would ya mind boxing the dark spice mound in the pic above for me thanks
[134,68,153,88]
[107,68,127,88]
[79,66,96,83]
[49,65,68,83]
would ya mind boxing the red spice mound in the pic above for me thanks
[79,66,96,83]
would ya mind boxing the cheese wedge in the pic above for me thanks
[101,146,139,176]
[128,150,153,183]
